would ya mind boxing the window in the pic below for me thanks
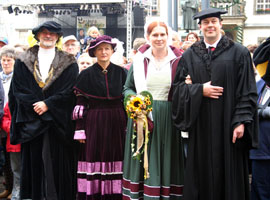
[152,0,158,12]
[256,0,270,13]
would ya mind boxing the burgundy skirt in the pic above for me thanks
[77,99,126,200]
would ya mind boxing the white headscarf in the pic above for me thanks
[110,38,125,66]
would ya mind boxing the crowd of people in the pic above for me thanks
[0,6,267,200]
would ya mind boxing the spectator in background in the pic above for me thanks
[0,38,8,49]
[62,35,81,59]
[77,53,94,73]
[182,32,200,51]
[172,31,183,51]
[182,40,193,51]
[185,31,200,44]
[250,38,270,200]
[0,46,12,199]
[247,44,258,54]
[247,44,259,75]
[84,26,100,50]
[0,45,20,200]
[131,38,147,60]
[77,29,85,53]
[124,38,146,70]
[0,37,8,71]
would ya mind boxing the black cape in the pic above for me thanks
[8,46,79,199]
[172,36,258,200]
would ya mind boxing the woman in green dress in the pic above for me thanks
[122,18,185,200]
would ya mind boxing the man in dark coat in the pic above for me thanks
[8,21,79,200]
[172,8,258,200]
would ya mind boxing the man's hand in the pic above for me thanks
[203,81,223,99]
[33,101,48,115]
[232,124,244,143]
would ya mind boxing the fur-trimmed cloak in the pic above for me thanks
[9,45,79,200]
[172,36,258,200]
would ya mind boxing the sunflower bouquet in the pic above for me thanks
[124,91,153,179]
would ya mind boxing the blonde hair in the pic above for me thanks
[78,53,92,63]
[87,26,100,37]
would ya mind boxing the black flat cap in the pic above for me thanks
[32,21,63,40]
[193,8,227,23]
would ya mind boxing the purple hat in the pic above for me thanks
[88,35,116,57]
[0,37,8,45]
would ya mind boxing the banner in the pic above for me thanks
[77,16,106,36]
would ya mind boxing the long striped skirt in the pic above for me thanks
[122,101,185,199]
[76,100,126,200]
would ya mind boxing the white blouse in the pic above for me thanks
[144,47,176,101]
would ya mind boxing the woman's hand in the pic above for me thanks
[185,75,192,84]
[203,81,223,99]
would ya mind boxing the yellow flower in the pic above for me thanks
[130,97,143,112]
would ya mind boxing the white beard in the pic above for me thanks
[40,40,57,48]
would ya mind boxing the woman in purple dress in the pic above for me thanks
[73,35,127,200]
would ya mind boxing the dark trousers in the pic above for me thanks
[20,133,57,200]
[251,160,270,200]
[1,137,13,192]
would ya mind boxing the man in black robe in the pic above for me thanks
[172,8,258,200]
[9,21,78,200]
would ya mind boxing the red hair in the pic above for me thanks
[147,21,168,36]
[185,32,200,42]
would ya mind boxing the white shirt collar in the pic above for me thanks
[38,46,55,82]
[38,46,55,55]
[204,34,222,48]
[144,46,176,62]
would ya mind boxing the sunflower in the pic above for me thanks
[130,97,144,112]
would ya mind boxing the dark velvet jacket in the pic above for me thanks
[9,45,79,145]
[74,62,127,99]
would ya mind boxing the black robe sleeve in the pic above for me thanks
[172,57,204,131]
[231,49,259,148]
